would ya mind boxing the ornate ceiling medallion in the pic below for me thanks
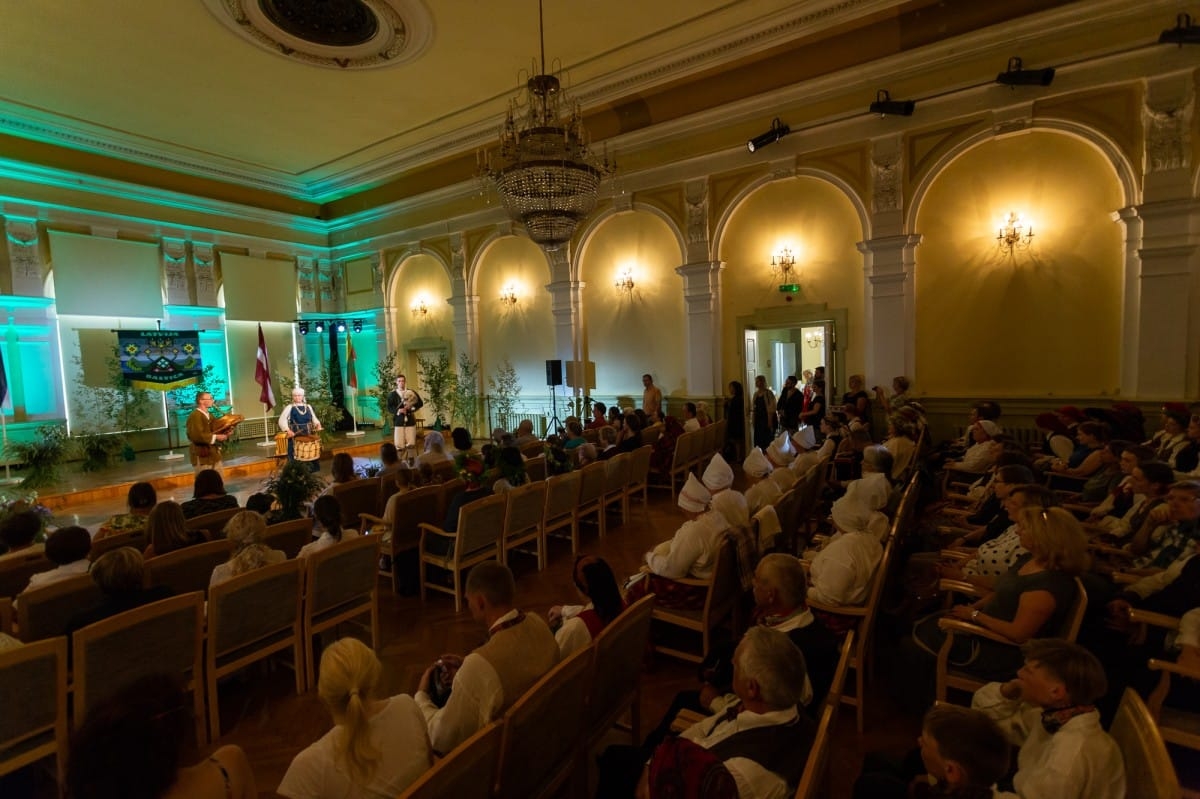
[202,0,431,69]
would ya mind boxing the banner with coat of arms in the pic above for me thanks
[116,330,203,391]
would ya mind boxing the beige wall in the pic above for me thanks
[473,235,555,394]
[389,253,455,378]
[578,210,686,396]
[913,130,1125,397]
[717,176,866,388]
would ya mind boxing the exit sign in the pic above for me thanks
[778,284,800,293]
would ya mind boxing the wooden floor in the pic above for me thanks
[8,442,924,799]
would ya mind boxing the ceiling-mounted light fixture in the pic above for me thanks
[314,320,325,334]
[1159,13,1200,45]
[869,90,915,117]
[995,56,1055,87]
[747,118,790,153]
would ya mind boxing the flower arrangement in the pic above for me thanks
[0,493,57,544]
[455,453,486,487]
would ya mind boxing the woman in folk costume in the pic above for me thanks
[278,386,323,468]
[626,473,733,610]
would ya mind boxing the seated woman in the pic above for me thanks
[180,469,239,520]
[596,425,619,460]
[20,525,92,596]
[647,415,684,471]
[416,431,452,468]
[945,419,1003,474]
[209,511,286,587]
[66,547,174,635]
[377,443,402,479]
[617,411,646,454]
[1172,413,1200,476]
[626,474,732,609]
[577,442,599,466]
[942,484,1058,589]
[0,509,43,560]
[1092,459,1173,541]
[1075,439,1129,504]
[873,375,912,413]
[321,452,357,495]
[1034,411,1076,464]
[278,638,430,799]
[882,413,919,481]
[447,427,475,459]
[94,481,156,540]
[807,484,890,606]
[809,412,850,461]
[912,506,1088,683]
[67,673,255,799]
[1047,421,1108,479]
[298,495,359,558]
[562,419,587,450]
[144,501,207,558]
[695,401,712,427]
[1145,406,1190,465]
[549,555,626,657]
[491,446,529,494]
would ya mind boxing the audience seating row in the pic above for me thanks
[647,420,727,497]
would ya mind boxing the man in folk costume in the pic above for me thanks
[186,391,229,472]
[386,374,423,459]
[277,387,323,469]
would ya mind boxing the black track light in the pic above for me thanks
[747,118,790,153]
[995,57,1055,87]
[1159,13,1200,45]
[352,319,363,334]
[298,321,309,336]
[335,319,346,333]
[314,320,325,334]
[869,90,916,117]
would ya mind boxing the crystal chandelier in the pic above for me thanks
[479,1,613,251]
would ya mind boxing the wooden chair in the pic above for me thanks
[438,477,466,518]
[16,575,103,643]
[649,430,694,497]
[500,480,547,570]
[184,506,241,537]
[431,459,458,483]
[586,594,655,747]
[144,539,234,596]
[418,493,505,612]
[397,720,503,799]
[332,477,383,527]
[1135,610,1200,753]
[1109,687,1181,799]
[88,529,147,560]
[301,535,381,690]
[573,461,608,541]
[525,455,546,482]
[360,484,442,594]
[640,423,663,446]
[377,473,402,520]
[0,597,10,636]
[206,559,304,740]
[0,550,52,598]
[72,592,207,743]
[934,576,1088,704]
[600,451,632,535]
[543,470,582,554]
[262,517,315,559]
[806,539,894,732]
[495,645,594,799]
[651,536,740,663]
[824,629,855,710]
[624,445,653,520]
[0,636,68,787]
[793,702,836,799]
[520,440,546,459]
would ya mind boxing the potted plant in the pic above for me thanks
[451,353,480,434]
[488,357,522,432]
[373,351,399,430]
[417,351,454,430]
[6,424,69,489]
[261,459,326,523]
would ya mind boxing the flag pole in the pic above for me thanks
[257,403,276,448]
[255,323,278,448]
[346,390,364,437]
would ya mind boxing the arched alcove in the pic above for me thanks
[913,129,1125,396]
[388,252,454,383]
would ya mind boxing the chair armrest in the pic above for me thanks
[360,513,386,524]
[805,598,867,617]
[937,617,1018,646]
[938,579,985,598]
[1129,610,1181,631]
[936,525,976,537]
[939,549,974,562]
[1111,572,1142,585]
[417,523,457,539]
[1147,658,1200,680]
[669,708,708,733]
[669,576,708,588]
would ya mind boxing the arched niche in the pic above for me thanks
[472,235,556,398]
[912,129,1125,397]
[577,210,687,396]
[388,252,454,380]
[717,175,866,386]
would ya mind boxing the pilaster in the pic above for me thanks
[675,260,725,397]
[857,234,921,386]
[4,216,45,297]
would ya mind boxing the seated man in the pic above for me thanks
[415,562,558,754]
[599,627,816,799]
[1127,480,1200,570]
[642,554,839,754]
[971,639,1124,799]
[512,418,538,447]
[682,401,701,433]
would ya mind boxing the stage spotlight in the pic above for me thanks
[869,90,916,117]
[352,319,363,334]
[1160,13,1200,45]
[995,56,1055,87]
[335,319,346,333]
[298,321,309,336]
[747,118,790,153]
[314,320,325,334]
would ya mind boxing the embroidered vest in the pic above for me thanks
[706,713,817,788]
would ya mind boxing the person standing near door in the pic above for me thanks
[778,375,803,433]
[752,375,777,450]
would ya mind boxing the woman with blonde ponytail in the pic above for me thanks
[278,638,430,799]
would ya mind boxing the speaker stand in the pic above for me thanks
[546,384,565,438]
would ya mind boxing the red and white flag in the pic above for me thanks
[345,334,358,391]
[255,323,276,410]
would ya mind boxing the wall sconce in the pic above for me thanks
[771,248,796,280]
[614,268,635,295]
[351,319,363,334]
[411,299,428,319]
[996,212,1035,255]
[499,284,518,306]
[297,321,309,336]
[314,320,325,334]
[805,330,824,349]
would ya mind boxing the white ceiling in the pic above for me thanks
[0,0,882,200]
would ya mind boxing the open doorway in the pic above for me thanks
[745,321,835,400]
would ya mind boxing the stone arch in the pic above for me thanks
[466,229,551,297]
[573,201,686,280]
[906,119,1139,232]
[712,169,871,258]
[384,244,452,305]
